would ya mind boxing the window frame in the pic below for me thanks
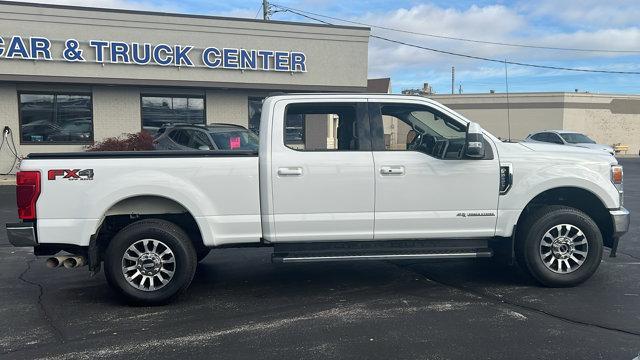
[140,93,206,132]
[18,90,94,145]
[282,102,371,152]
[247,96,265,135]
[368,102,493,160]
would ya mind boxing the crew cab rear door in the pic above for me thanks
[368,99,500,239]
[268,99,374,242]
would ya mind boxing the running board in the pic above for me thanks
[273,250,493,263]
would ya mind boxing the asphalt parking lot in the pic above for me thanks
[0,158,639,360]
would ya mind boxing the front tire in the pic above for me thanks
[516,206,603,287]
[104,219,197,304]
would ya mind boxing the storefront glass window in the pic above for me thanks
[141,95,205,133]
[19,93,93,144]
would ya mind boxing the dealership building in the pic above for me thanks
[0,1,370,172]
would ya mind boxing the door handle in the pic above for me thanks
[278,167,303,176]
[380,166,405,175]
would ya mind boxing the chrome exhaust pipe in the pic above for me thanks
[46,256,68,268]
[62,256,86,269]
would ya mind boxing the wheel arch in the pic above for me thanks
[515,186,614,247]
[93,195,207,254]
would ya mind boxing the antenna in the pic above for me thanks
[504,59,511,142]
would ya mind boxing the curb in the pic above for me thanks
[0,176,15,186]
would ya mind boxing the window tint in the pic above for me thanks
[531,133,546,141]
[168,129,189,146]
[284,103,359,151]
[377,103,467,159]
[549,133,564,144]
[210,129,259,151]
[187,129,212,150]
[141,95,205,133]
[560,133,595,144]
[20,93,93,144]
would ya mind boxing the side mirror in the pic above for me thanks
[465,122,485,159]
[198,145,211,151]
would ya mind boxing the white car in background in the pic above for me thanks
[524,130,615,155]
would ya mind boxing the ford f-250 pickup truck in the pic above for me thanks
[6,94,630,304]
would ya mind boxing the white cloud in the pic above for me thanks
[361,2,640,84]
[520,0,640,28]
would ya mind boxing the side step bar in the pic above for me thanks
[272,249,493,263]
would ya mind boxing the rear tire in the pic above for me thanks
[516,205,603,287]
[104,219,197,304]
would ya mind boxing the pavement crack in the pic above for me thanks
[17,255,66,344]
[616,251,640,261]
[391,262,640,338]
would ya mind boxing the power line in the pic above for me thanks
[281,7,640,75]
[371,35,640,75]
[271,3,640,54]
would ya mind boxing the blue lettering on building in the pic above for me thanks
[131,43,151,65]
[0,35,307,72]
[202,47,221,68]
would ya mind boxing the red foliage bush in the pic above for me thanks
[86,131,155,152]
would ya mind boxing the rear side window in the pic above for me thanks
[169,129,189,146]
[210,129,259,151]
[284,102,364,151]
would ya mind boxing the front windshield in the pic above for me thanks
[210,129,259,150]
[560,133,595,144]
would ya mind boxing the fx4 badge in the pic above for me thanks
[48,169,94,181]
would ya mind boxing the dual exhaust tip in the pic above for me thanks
[46,256,86,269]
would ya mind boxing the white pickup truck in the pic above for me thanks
[6,94,629,304]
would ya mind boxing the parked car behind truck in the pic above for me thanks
[6,94,629,304]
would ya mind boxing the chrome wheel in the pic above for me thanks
[539,224,588,274]
[122,239,176,291]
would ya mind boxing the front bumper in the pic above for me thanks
[5,222,37,247]
[610,207,630,237]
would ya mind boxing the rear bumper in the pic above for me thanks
[5,222,37,247]
[610,207,630,238]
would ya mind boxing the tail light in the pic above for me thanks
[16,171,41,220]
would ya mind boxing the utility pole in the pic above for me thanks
[262,0,270,20]
[451,66,455,95]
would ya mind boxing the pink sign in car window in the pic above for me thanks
[229,136,241,149]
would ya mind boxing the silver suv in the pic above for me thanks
[153,123,259,151]
[524,130,614,155]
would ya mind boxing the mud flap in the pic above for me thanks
[88,235,101,275]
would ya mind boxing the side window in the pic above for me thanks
[531,133,545,141]
[169,129,189,146]
[376,103,467,160]
[549,133,564,144]
[188,130,212,150]
[284,103,361,151]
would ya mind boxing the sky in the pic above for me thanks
[6,0,640,94]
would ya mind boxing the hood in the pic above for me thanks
[504,141,617,165]
[572,143,614,153]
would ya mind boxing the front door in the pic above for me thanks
[369,100,499,239]
[270,100,375,242]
